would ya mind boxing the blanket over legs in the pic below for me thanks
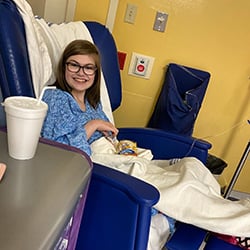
[91,137,250,237]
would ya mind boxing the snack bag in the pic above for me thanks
[116,140,137,156]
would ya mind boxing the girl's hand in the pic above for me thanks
[84,120,118,139]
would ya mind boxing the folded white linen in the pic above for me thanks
[12,0,52,98]
[91,137,250,237]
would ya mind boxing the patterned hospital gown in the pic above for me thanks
[41,89,109,156]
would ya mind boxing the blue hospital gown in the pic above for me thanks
[41,89,109,156]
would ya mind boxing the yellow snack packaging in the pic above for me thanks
[116,140,137,156]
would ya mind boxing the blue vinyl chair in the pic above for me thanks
[148,63,210,136]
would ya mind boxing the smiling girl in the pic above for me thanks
[41,40,118,155]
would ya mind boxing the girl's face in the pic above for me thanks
[65,54,97,94]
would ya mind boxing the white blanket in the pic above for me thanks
[13,0,114,123]
[91,137,250,237]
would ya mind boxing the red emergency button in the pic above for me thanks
[137,64,145,72]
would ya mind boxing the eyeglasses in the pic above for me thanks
[66,62,97,75]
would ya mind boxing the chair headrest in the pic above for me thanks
[0,0,34,98]
[85,22,122,111]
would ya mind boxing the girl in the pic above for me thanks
[41,40,118,156]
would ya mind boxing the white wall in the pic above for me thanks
[44,0,67,23]
[26,0,76,23]
[26,0,45,17]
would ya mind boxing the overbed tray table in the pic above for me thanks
[0,131,92,250]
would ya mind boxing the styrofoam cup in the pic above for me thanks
[4,96,48,160]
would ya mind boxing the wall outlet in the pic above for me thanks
[124,4,137,24]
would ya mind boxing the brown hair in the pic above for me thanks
[55,39,101,108]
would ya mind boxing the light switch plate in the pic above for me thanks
[153,11,168,32]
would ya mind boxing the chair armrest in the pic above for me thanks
[76,163,160,250]
[118,127,211,164]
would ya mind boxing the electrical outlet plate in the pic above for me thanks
[128,52,155,79]
[124,4,137,24]
[153,11,168,32]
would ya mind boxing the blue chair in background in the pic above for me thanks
[148,63,210,136]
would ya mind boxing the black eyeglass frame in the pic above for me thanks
[65,62,97,75]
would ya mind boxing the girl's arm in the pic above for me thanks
[84,119,119,139]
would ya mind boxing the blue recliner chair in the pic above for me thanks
[148,63,210,136]
[1,1,240,249]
